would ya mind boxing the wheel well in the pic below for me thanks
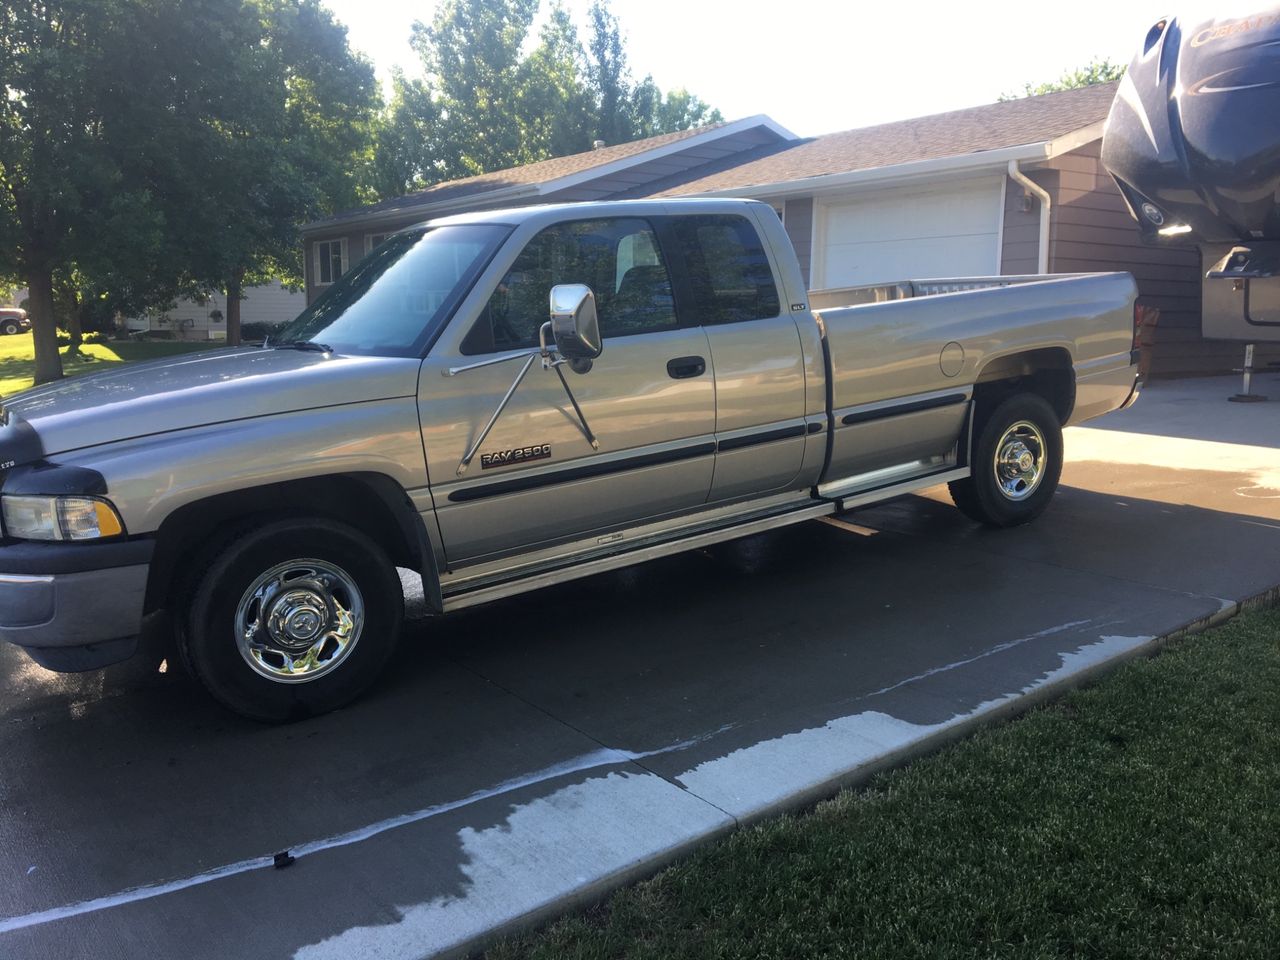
[973,348,1075,425]
[144,473,429,613]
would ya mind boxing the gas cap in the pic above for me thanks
[940,341,965,377]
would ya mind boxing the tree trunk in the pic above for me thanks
[65,294,86,359]
[226,268,245,346]
[27,261,63,385]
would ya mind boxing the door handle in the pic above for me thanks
[667,356,706,379]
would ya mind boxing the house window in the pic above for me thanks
[669,214,781,325]
[315,239,347,286]
[365,233,390,255]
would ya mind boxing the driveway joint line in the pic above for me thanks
[447,655,743,824]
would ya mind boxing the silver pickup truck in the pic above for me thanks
[0,199,1139,719]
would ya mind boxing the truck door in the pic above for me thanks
[420,216,716,567]
[666,212,808,502]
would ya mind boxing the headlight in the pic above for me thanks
[1,495,125,541]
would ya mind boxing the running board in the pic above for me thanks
[824,466,970,509]
[442,501,837,612]
[440,466,970,613]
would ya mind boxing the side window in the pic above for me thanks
[463,217,677,354]
[315,239,347,286]
[670,215,781,325]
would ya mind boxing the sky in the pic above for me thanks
[317,0,1184,137]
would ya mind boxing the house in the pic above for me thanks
[301,84,1220,378]
[126,280,305,340]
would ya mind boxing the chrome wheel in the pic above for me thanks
[234,558,365,684]
[993,420,1047,501]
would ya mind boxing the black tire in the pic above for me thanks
[1,320,18,336]
[181,518,404,721]
[948,393,1063,528]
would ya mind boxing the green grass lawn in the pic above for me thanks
[0,335,220,398]
[490,607,1280,960]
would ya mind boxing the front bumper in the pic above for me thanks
[0,538,153,671]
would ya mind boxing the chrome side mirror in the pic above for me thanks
[549,284,603,360]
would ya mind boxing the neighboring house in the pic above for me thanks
[301,85,1220,377]
[3,288,29,310]
[126,280,304,340]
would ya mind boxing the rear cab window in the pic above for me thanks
[668,214,781,325]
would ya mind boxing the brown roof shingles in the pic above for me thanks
[310,83,1118,229]
[636,81,1119,197]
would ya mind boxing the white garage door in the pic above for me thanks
[817,177,1004,289]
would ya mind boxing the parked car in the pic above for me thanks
[0,308,30,336]
[0,198,1140,720]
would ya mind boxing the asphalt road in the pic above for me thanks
[2,375,1278,960]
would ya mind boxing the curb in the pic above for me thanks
[445,585,1279,959]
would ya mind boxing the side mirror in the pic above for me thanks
[549,284,603,360]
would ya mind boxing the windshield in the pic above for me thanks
[276,224,510,356]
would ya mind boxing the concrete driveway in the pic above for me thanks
[3,375,1278,960]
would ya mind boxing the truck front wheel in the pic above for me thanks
[180,518,404,721]
[948,393,1063,527]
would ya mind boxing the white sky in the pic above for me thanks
[320,0,1176,136]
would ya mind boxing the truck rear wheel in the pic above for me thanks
[949,393,1063,527]
[180,518,404,721]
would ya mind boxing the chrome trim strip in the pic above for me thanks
[0,573,55,586]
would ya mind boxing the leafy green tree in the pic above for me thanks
[371,0,722,199]
[412,0,539,180]
[194,0,380,344]
[0,0,378,375]
[516,4,595,162]
[369,69,442,198]
[1000,57,1126,101]
[0,1,158,383]
[585,1,721,144]
[585,0,632,147]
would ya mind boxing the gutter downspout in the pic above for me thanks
[1008,159,1051,274]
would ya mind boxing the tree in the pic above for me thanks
[0,1,379,377]
[585,1,721,145]
[515,4,595,162]
[193,0,380,344]
[370,0,723,199]
[585,0,632,147]
[411,0,539,180]
[999,57,1126,101]
[369,69,442,198]
[0,1,154,383]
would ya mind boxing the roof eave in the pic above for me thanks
[301,183,541,236]
[676,116,1109,201]
[302,114,799,237]
[684,141,1056,201]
